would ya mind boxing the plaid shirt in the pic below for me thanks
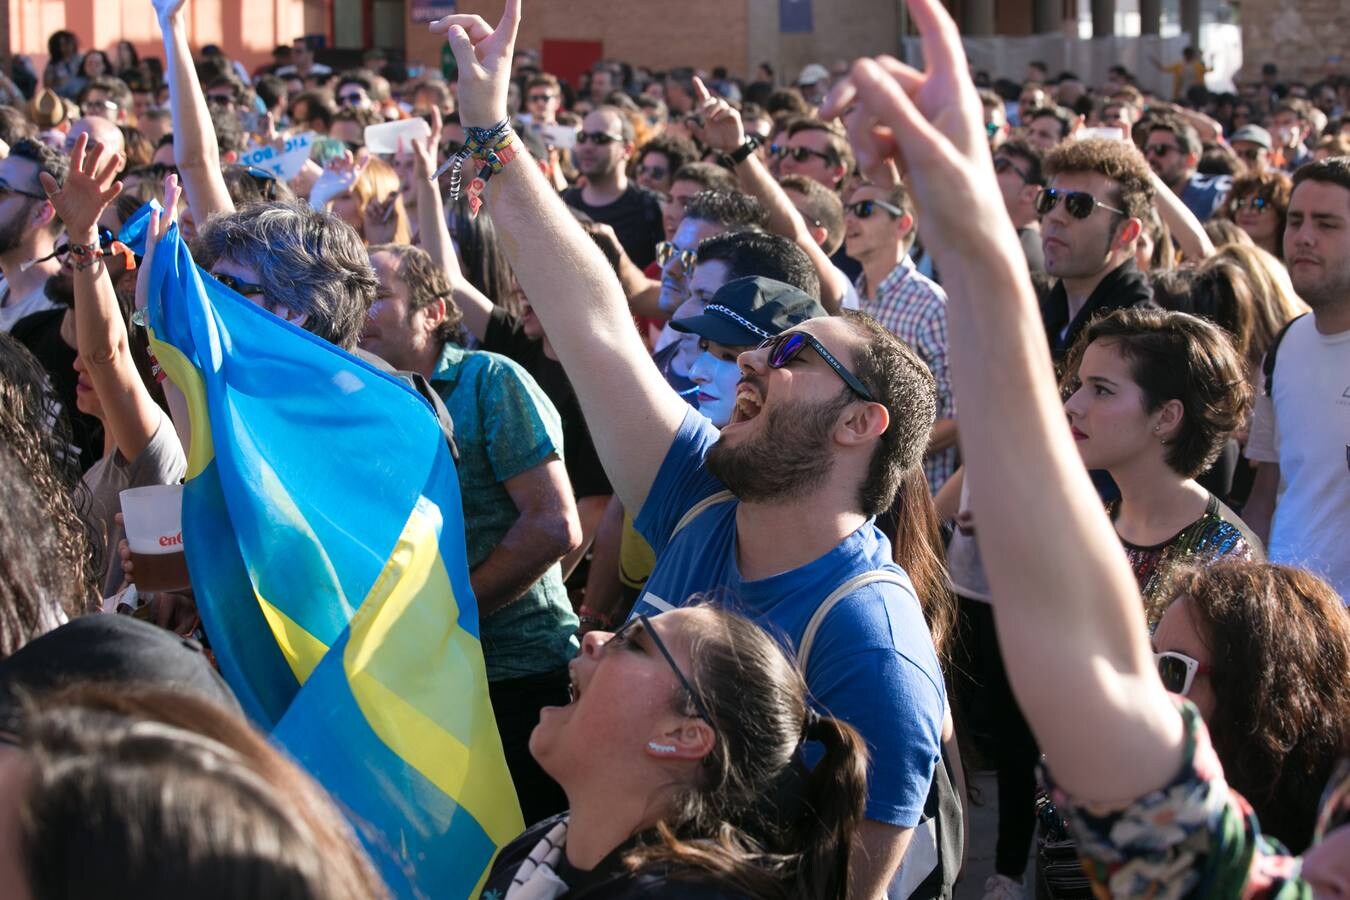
[858,257,957,493]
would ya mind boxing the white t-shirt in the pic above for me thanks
[1246,315,1350,601]
[0,277,58,333]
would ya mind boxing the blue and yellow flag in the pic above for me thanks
[120,205,524,898]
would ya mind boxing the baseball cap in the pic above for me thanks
[0,615,240,731]
[797,64,830,87]
[1229,124,1272,150]
[670,276,827,348]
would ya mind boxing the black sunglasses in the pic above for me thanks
[636,163,669,180]
[527,93,556,104]
[212,272,267,298]
[769,144,832,164]
[845,198,904,219]
[610,615,716,730]
[337,92,366,106]
[994,156,1034,183]
[1035,187,1126,220]
[0,178,49,202]
[576,131,623,145]
[758,331,875,402]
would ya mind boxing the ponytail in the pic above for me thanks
[789,713,869,899]
[887,466,956,661]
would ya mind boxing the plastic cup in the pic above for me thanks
[120,483,190,593]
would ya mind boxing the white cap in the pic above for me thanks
[797,63,830,86]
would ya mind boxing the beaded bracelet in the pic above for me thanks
[434,119,519,217]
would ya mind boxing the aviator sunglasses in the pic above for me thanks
[1035,187,1126,220]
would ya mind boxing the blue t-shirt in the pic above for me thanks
[632,409,945,827]
[1181,173,1232,222]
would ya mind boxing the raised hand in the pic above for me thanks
[40,132,124,241]
[429,0,520,127]
[690,76,745,153]
[135,173,183,316]
[152,0,189,23]
[308,151,368,211]
[362,194,401,244]
[408,105,443,182]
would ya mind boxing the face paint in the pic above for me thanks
[689,350,742,427]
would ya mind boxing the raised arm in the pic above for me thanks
[1148,166,1215,261]
[690,78,847,313]
[42,136,171,462]
[827,0,1184,805]
[432,0,687,514]
[156,0,235,221]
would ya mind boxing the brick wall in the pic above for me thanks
[1238,0,1350,83]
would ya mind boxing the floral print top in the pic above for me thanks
[1042,702,1317,899]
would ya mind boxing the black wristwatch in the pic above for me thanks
[721,134,763,167]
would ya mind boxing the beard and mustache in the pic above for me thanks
[704,377,852,504]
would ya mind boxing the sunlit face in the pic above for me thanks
[1143,129,1191,185]
[1025,114,1065,152]
[529,609,709,788]
[1230,189,1279,247]
[657,218,724,314]
[779,129,841,190]
[1152,596,1216,719]
[1272,110,1306,150]
[1063,339,1168,473]
[1040,172,1129,280]
[661,178,704,239]
[1284,180,1350,310]
[1231,141,1270,175]
[575,110,628,179]
[635,151,673,196]
[60,310,103,420]
[689,339,745,427]
[843,185,904,262]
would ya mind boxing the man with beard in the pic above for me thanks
[1242,157,1350,602]
[0,140,67,333]
[1142,112,1229,222]
[440,4,946,891]
[1038,138,1155,363]
[561,106,665,268]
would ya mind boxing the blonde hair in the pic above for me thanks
[1208,242,1309,366]
[352,156,411,245]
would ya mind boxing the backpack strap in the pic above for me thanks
[669,489,736,540]
[1262,312,1309,397]
[799,570,910,670]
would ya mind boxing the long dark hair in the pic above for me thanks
[627,606,868,899]
[15,685,390,898]
[1172,562,1350,853]
[444,195,519,316]
[884,466,955,662]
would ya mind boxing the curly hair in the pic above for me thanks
[0,335,101,631]
[1171,561,1350,853]
[1220,171,1293,259]
[366,244,466,347]
[1064,307,1251,478]
[1043,136,1155,222]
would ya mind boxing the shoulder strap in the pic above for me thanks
[799,570,909,670]
[1263,313,1309,397]
[669,490,735,540]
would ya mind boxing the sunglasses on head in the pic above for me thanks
[1231,195,1271,212]
[845,198,904,219]
[576,131,623,146]
[1154,651,1210,696]
[1035,187,1126,220]
[212,272,267,298]
[609,614,716,730]
[655,240,697,274]
[758,331,874,402]
[769,144,832,164]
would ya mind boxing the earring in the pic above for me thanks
[647,742,677,754]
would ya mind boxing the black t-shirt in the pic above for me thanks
[561,185,665,269]
[482,814,755,899]
[10,307,105,472]
[482,308,612,499]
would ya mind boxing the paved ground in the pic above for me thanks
[954,771,1035,900]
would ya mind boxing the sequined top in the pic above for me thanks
[1108,493,1263,631]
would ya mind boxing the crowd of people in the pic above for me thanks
[0,0,1347,896]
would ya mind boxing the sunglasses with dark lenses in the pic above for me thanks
[636,163,669,180]
[1144,143,1181,157]
[1154,651,1211,696]
[0,179,49,202]
[609,614,716,730]
[769,144,832,164]
[845,198,904,219]
[576,131,623,145]
[655,240,697,274]
[993,156,1033,183]
[1035,187,1126,220]
[212,272,268,298]
[527,93,556,104]
[337,93,366,106]
[1231,195,1271,212]
[1236,148,1264,163]
[759,331,875,402]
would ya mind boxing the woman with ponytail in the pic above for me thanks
[479,605,869,899]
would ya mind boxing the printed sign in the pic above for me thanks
[239,132,316,181]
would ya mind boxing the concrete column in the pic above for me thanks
[1091,0,1114,37]
[1180,0,1202,48]
[1139,0,1161,35]
[1032,0,1059,35]
[964,0,995,36]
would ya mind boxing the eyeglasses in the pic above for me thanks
[636,163,669,180]
[1035,187,1126,220]
[1154,651,1211,696]
[655,240,697,274]
[845,198,904,219]
[337,92,366,106]
[1231,195,1271,212]
[80,99,119,118]
[576,131,624,145]
[994,156,1034,183]
[758,330,875,402]
[609,614,715,730]
[769,144,833,164]
[212,271,267,298]
[0,178,49,202]
[1144,142,1181,157]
